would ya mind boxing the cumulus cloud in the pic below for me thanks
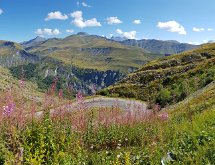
[66,29,74,33]
[116,29,136,39]
[0,8,3,15]
[82,2,91,7]
[208,28,213,31]
[133,19,141,24]
[71,11,101,28]
[157,20,187,35]
[45,11,68,21]
[107,17,122,25]
[188,41,200,45]
[193,27,205,32]
[35,28,61,37]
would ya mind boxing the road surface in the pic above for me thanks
[35,97,148,117]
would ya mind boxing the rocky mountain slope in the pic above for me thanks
[21,36,46,49]
[0,40,40,67]
[98,43,215,107]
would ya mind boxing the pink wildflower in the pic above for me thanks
[2,103,15,116]
[158,112,169,121]
[19,79,25,88]
[76,91,83,101]
[58,89,63,99]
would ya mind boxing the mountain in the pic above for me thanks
[208,40,215,43]
[111,36,128,42]
[98,43,215,107]
[24,33,162,73]
[76,32,89,36]
[119,39,199,54]
[0,40,40,67]
[0,34,163,95]
[21,36,46,49]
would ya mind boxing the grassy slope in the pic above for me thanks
[0,66,44,106]
[28,35,162,73]
[0,40,22,56]
[99,43,215,106]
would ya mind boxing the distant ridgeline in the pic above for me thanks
[117,39,199,54]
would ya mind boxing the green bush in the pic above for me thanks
[156,88,172,107]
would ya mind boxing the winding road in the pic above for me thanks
[35,97,148,117]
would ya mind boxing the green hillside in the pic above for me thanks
[0,66,43,106]
[98,43,215,107]
[27,34,162,73]
[0,40,22,56]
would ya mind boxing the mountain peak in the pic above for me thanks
[111,36,128,42]
[77,32,89,36]
[21,36,46,48]
[34,36,46,41]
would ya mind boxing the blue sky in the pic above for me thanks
[0,0,214,44]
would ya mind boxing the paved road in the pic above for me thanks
[35,97,148,117]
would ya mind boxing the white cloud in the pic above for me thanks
[116,29,136,39]
[157,20,187,35]
[0,9,3,15]
[107,17,122,25]
[76,1,80,5]
[188,41,200,45]
[45,11,68,21]
[35,28,61,37]
[66,29,74,33]
[82,2,91,7]
[203,40,208,43]
[133,19,141,24]
[208,28,213,31]
[71,11,101,28]
[193,27,205,32]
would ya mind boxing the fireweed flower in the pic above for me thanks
[76,91,84,102]
[2,103,15,116]
[158,112,169,121]
[19,79,25,88]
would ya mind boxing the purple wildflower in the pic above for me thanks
[2,103,15,116]
[158,112,169,121]
[76,91,83,102]
[19,79,25,88]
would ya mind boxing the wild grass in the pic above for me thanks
[0,77,214,164]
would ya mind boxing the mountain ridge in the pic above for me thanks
[118,38,199,54]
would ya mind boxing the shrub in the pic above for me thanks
[156,88,172,107]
